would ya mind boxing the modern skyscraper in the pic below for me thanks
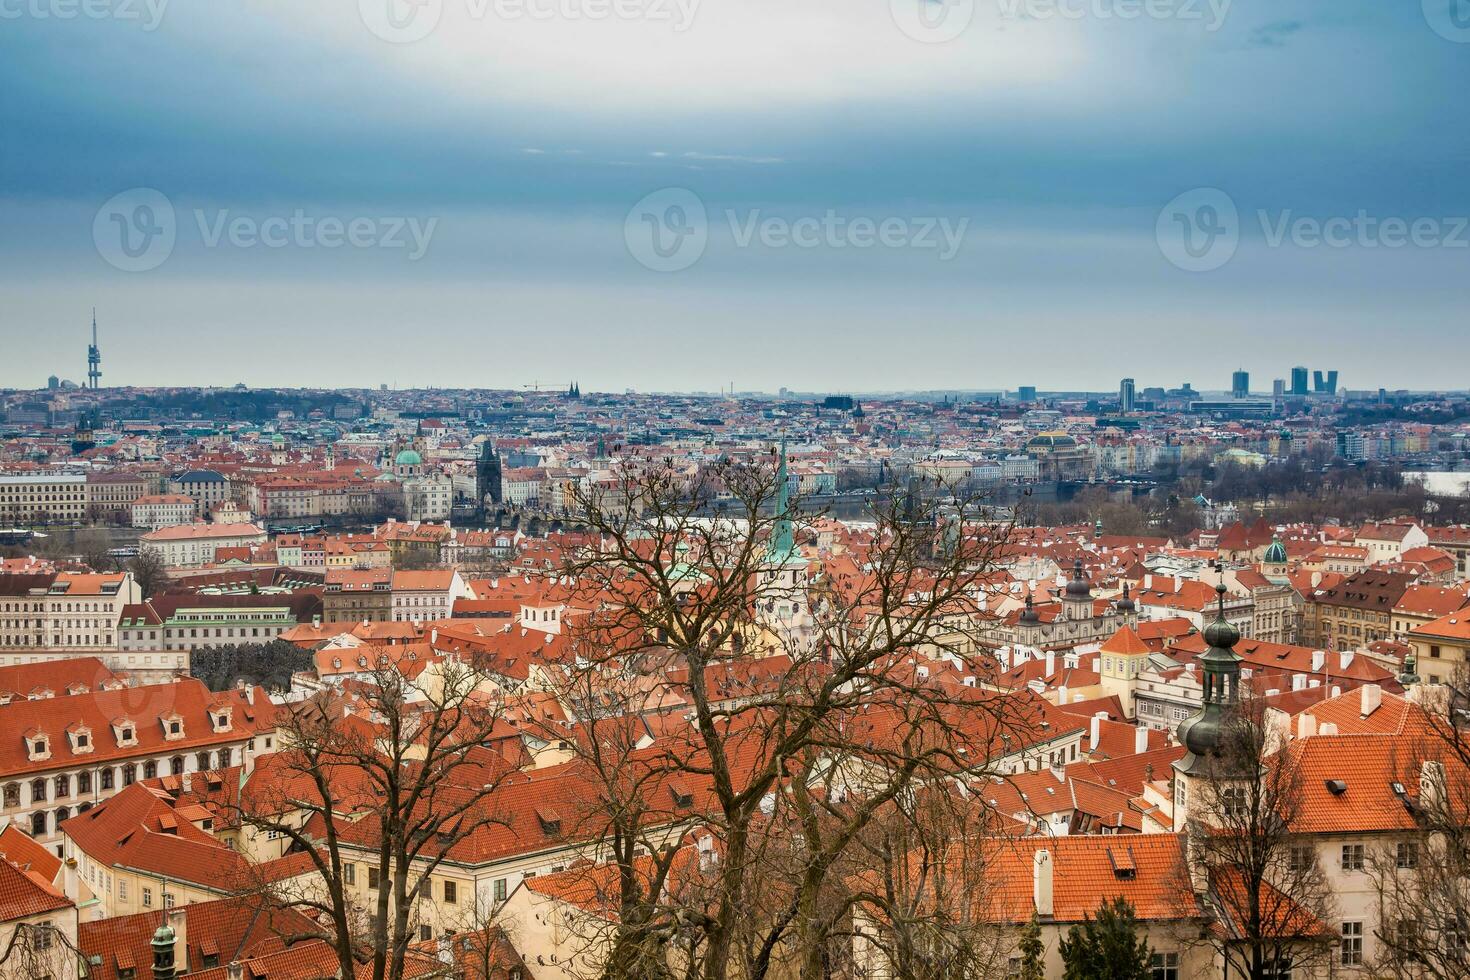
[1119,377,1136,413]
[1231,370,1249,398]
[1017,386,1037,403]
[1313,370,1339,395]
[1290,366,1308,396]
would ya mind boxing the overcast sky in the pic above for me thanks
[2,0,1468,393]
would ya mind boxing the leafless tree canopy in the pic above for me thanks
[537,456,1030,980]
[1182,694,1337,980]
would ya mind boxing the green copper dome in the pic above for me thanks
[394,448,423,466]
[1263,535,1287,565]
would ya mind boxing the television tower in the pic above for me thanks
[87,309,102,389]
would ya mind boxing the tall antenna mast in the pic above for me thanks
[87,309,102,389]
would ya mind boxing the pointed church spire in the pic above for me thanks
[768,434,795,562]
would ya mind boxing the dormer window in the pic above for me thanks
[209,708,232,733]
[67,727,93,754]
[25,733,50,762]
[161,715,184,740]
[113,718,138,747]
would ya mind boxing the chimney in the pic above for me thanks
[1058,684,1069,705]
[1297,713,1317,738]
[1421,760,1447,813]
[1033,849,1054,917]
[1144,573,1153,590]
[311,614,321,628]
[1310,650,1325,673]
[1319,722,1338,735]
[243,686,254,706]
[1045,651,1055,678]
[227,963,244,980]
[1135,725,1149,754]
[1360,683,1382,717]
[167,906,188,974]
[1291,673,1306,692]
[1339,651,1354,670]
[1089,714,1103,752]
[437,935,453,965]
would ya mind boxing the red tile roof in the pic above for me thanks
[0,852,71,921]
[79,894,317,980]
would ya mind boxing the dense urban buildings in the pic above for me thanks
[0,376,1466,978]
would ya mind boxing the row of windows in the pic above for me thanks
[1,749,235,808]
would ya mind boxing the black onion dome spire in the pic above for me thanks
[1116,581,1135,614]
[1176,580,1243,764]
[1065,557,1092,599]
[1019,591,1039,624]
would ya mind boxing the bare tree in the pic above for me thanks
[545,455,1021,980]
[234,656,513,980]
[0,921,85,980]
[127,547,169,598]
[1370,668,1470,979]
[1182,694,1337,980]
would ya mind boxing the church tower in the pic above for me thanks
[1171,581,1243,831]
[1115,580,1138,627]
[759,436,809,639]
[1099,624,1151,720]
[1262,534,1289,584]
[1062,558,1093,621]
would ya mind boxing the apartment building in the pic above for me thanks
[0,474,88,524]
[130,493,197,531]
[390,568,469,623]
[139,523,267,568]
[1302,570,1416,650]
[0,571,140,651]
[323,567,394,623]
[117,593,321,653]
[85,471,151,521]
[168,470,230,519]
[0,680,269,851]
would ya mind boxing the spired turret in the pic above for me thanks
[152,922,177,980]
[1175,581,1242,771]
